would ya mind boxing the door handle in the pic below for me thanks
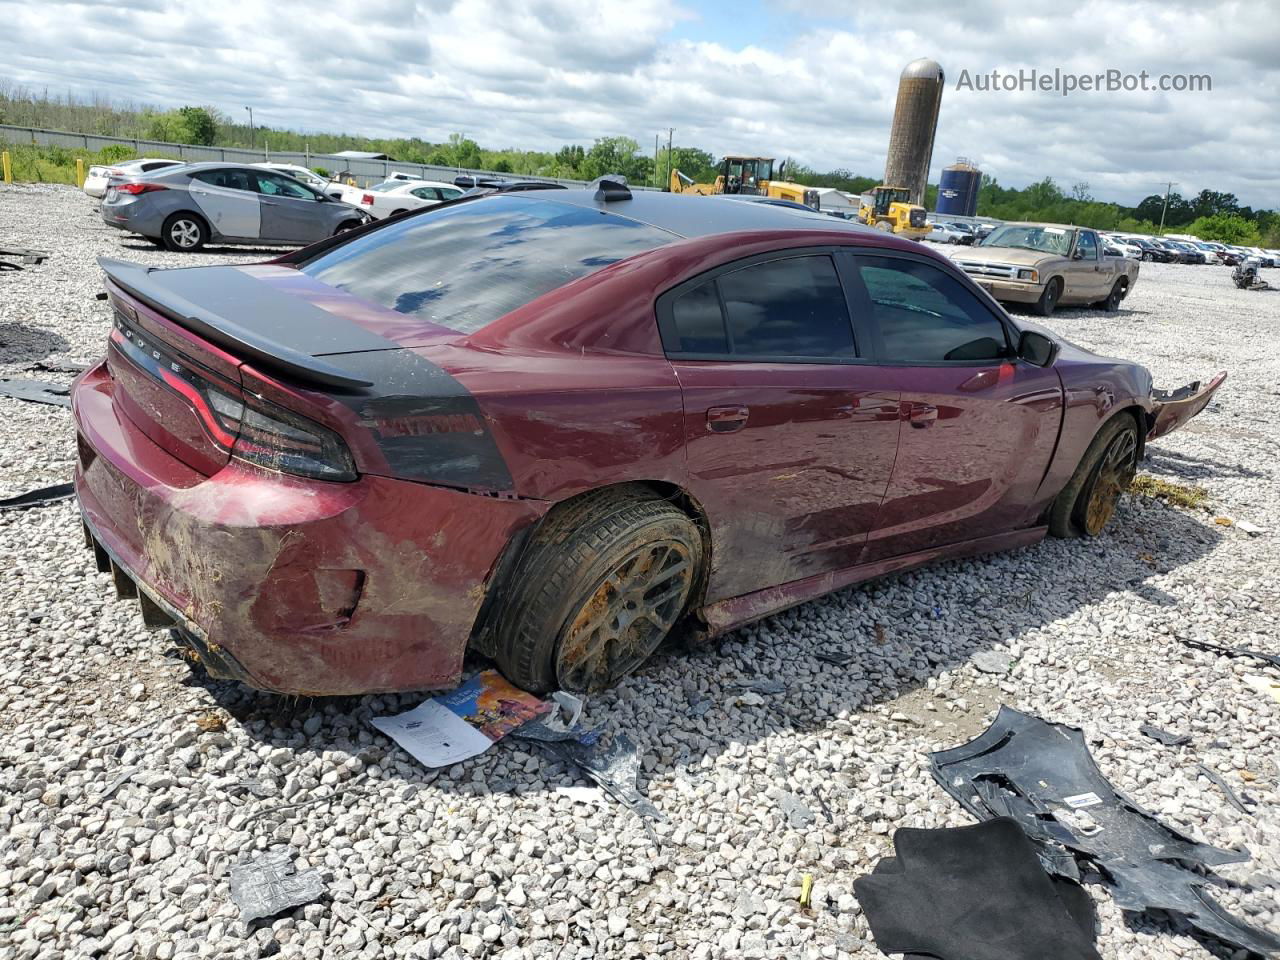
[261,199,279,206]
[908,402,938,427]
[706,405,749,433]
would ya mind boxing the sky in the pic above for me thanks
[2,0,1277,208]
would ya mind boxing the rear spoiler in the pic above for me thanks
[98,258,373,390]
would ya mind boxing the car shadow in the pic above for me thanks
[116,239,296,257]
[177,494,1223,810]
[0,321,72,366]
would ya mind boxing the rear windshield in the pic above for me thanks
[299,195,677,333]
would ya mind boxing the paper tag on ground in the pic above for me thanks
[1064,792,1103,809]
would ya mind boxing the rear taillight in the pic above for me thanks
[115,182,168,195]
[110,318,357,482]
[361,194,374,205]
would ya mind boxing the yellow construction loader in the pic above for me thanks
[857,185,929,240]
[669,156,820,209]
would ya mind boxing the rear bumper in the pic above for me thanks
[72,361,546,695]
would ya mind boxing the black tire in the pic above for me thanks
[161,212,207,252]
[1048,414,1140,538]
[1100,277,1128,312]
[334,220,362,236]
[493,487,703,693]
[390,208,407,217]
[1032,277,1062,316]
[147,237,165,248]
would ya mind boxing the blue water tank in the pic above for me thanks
[937,158,980,217]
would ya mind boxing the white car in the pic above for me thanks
[1105,237,1143,259]
[83,158,184,198]
[353,179,466,220]
[925,221,969,244]
[251,163,345,200]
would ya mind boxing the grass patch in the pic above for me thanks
[1128,474,1209,509]
[0,142,182,184]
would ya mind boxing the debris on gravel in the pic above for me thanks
[2,183,1278,959]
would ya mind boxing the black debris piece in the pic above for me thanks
[854,818,1101,960]
[1139,724,1192,747]
[1196,763,1253,816]
[0,482,75,512]
[733,678,786,696]
[26,361,88,375]
[1178,636,1280,671]
[229,848,325,930]
[0,378,72,408]
[814,650,856,666]
[540,727,660,819]
[931,706,1280,958]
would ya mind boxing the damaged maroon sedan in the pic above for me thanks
[72,180,1225,695]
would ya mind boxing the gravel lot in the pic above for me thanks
[2,182,1278,960]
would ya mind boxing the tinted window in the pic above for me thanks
[856,257,1009,363]
[718,256,855,357]
[192,168,255,192]
[255,172,315,199]
[670,283,727,353]
[300,195,676,334]
[410,186,440,200]
[1076,231,1098,260]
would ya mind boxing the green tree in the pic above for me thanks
[1185,213,1261,245]
[581,137,650,183]
[177,106,217,145]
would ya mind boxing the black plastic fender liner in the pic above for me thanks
[854,818,1101,960]
[930,707,1280,958]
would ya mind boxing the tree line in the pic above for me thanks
[1,83,1274,244]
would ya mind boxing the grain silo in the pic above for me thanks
[883,58,944,207]
[937,157,981,217]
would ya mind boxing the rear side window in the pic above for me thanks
[192,169,255,192]
[666,255,856,360]
[300,196,675,334]
[855,257,1010,363]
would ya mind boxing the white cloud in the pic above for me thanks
[1,0,1276,207]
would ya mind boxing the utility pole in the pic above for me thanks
[1158,181,1178,233]
[245,106,254,148]
[654,134,659,189]
[665,128,674,192]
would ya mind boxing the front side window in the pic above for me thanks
[255,172,315,199]
[300,195,676,334]
[410,187,440,201]
[855,257,1009,363]
[1075,231,1098,260]
[666,255,856,360]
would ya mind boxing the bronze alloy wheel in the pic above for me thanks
[556,539,695,692]
[1080,427,1138,535]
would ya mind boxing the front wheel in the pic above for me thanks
[161,213,207,252]
[1049,415,1140,538]
[1032,278,1062,316]
[493,487,703,693]
[333,220,363,236]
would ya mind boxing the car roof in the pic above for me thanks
[390,179,458,190]
[1003,221,1085,231]
[542,189,880,240]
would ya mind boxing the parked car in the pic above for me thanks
[1244,247,1276,268]
[100,162,371,251]
[1104,237,1143,260]
[74,185,1223,697]
[945,221,978,245]
[925,221,971,245]
[1190,240,1229,264]
[252,163,345,200]
[83,158,184,199]
[953,222,1139,315]
[1125,237,1174,263]
[354,179,465,219]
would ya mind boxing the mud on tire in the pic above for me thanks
[493,486,703,693]
[1048,413,1140,539]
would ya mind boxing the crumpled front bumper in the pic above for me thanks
[1148,371,1227,440]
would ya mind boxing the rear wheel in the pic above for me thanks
[1100,277,1128,312]
[1032,277,1062,316]
[493,487,703,693]
[875,221,894,233]
[390,208,407,217]
[161,213,207,252]
[1049,415,1140,538]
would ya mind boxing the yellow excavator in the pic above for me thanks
[857,185,929,240]
[669,156,820,210]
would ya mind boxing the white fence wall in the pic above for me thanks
[0,124,659,190]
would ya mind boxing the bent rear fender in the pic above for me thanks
[1148,371,1227,441]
